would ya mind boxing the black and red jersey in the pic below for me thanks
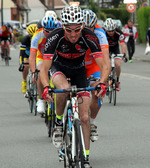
[44,27,103,69]
[105,28,125,52]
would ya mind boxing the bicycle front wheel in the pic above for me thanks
[74,119,84,168]
[112,69,117,106]
[32,83,38,116]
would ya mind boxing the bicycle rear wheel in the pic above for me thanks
[74,119,84,168]
[4,48,9,66]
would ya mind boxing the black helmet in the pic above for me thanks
[5,23,11,29]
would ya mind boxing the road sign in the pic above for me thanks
[126,3,136,13]
[124,0,137,3]
[142,2,148,7]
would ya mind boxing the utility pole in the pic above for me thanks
[97,0,100,20]
[1,0,4,26]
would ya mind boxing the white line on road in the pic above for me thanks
[122,73,150,81]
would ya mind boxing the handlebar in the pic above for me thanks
[48,86,102,106]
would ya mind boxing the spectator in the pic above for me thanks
[145,27,150,55]
[123,20,138,63]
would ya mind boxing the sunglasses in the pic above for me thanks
[107,30,115,32]
[64,25,83,34]
[44,29,52,33]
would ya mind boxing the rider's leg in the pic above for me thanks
[115,58,121,81]
[1,41,4,54]
[6,40,11,58]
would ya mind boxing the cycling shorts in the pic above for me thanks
[36,57,43,67]
[110,47,121,61]
[19,56,28,65]
[50,63,88,89]
[1,36,10,42]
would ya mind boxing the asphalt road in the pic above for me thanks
[0,44,150,168]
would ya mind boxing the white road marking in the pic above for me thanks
[122,73,150,81]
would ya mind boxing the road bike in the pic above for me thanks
[48,86,101,167]
[107,53,125,106]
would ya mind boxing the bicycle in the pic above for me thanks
[48,86,101,167]
[45,77,56,139]
[107,53,126,106]
[3,41,9,66]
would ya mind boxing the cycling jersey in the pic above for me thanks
[105,28,125,54]
[44,27,103,69]
[44,27,103,89]
[85,24,109,78]
[0,26,12,41]
[19,35,31,64]
[30,28,46,66]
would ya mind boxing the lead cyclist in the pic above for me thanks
[41,6,109,168]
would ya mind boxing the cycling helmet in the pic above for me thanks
[42,15,58,30]
[45,10,57,19]
[61,6,84,25]
[83,9,97,28]
[104,18,116,31]
[27,24,38,36]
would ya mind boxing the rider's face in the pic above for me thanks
[107,30,115,37]
[63,24,83,43]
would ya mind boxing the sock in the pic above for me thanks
[90,117,95,125]
[117,77,119,82]
[55,114,63,126]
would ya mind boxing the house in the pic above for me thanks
[0,0,73,24]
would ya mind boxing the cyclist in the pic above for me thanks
[29,15,58,114]
[19,24,38,94]
[83,9,110,142]
[104,18,127,91]
[145,27,150,55]
[41,6,109,167]
[12,25,20,46]
[0,23,12,60]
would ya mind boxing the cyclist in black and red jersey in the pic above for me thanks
[41,6,109,168]
[0,23,12,60]
[19,24,38,94]
[104,18,127,91]
[145,27,150,55]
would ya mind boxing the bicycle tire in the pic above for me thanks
[112,69,117,106]
[74,119,84,168]
[27,77,34,113]
[4,48,9,66]
[108,85,112,103]
[47,102,56,139]
[63,116,72,168]
[32,83,38,116]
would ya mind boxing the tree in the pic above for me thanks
[87,0,98,14]
[111,0,122,8]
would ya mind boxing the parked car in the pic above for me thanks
[0,20,24,35]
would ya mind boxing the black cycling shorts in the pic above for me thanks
[50,63,88,88]
[1,36,10,42]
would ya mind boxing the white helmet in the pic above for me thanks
[83,9,97,27]
[61,6,84,25]
[45,10,57,19]
[104,18,116,31]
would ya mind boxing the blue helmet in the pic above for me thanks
[83,9,97,28]
[42,15,58,30]
[5,23,11,29]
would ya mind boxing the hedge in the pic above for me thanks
[100,8,130,25]
[137,6,150,43]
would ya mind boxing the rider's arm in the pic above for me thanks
[120,42,126,55]
[40,59,52,88]
[29,50,37,73]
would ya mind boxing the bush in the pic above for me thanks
[18,36,24,42]
[137,6,150,43]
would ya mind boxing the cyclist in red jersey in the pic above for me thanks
[0,23,12,60]
[83,9,111,142]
